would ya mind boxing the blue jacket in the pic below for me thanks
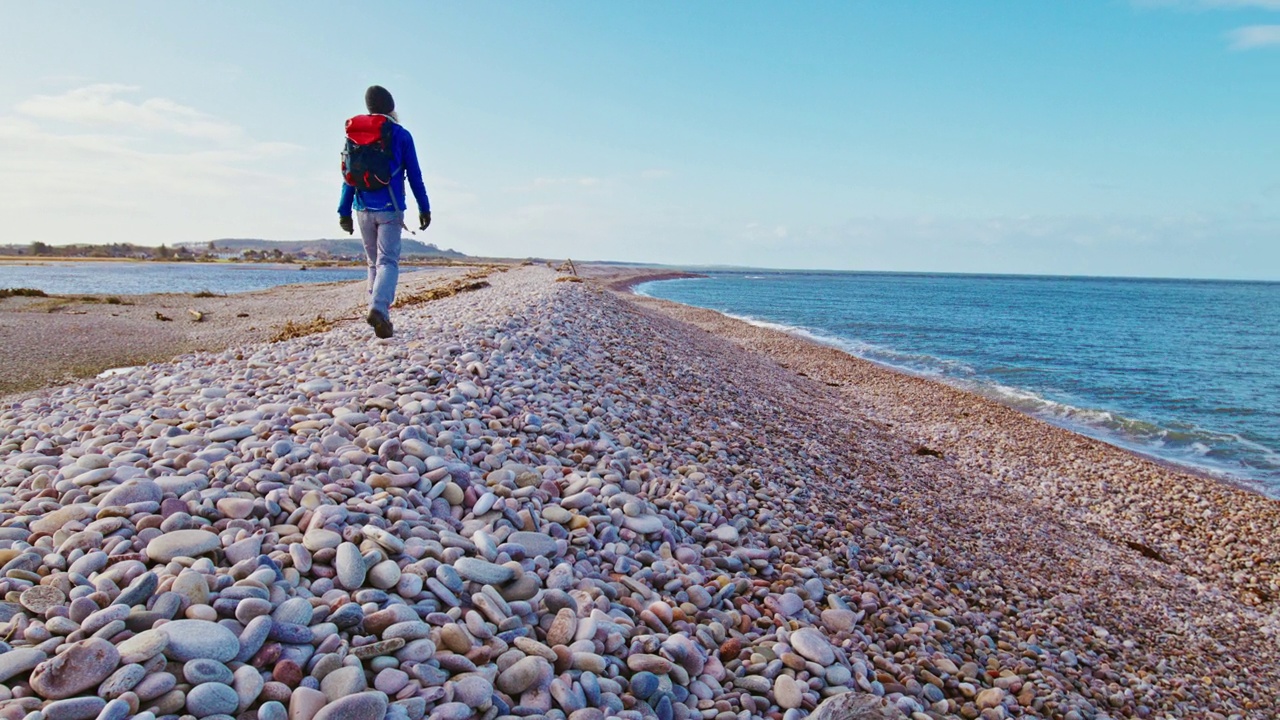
[338,118,430,215]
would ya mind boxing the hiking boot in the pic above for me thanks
[366,309,393,339]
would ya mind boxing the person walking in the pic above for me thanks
[338,85,431,339]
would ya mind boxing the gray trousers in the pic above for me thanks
[357,210,403,314]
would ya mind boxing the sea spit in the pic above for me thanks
[0,266,464,397]
[0,265,1273,720]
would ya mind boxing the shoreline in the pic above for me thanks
[619,272,1271,496]
[606,273,1280,605]
[0,265,1276,717]
[0,267,478,400]
[601,271,708,294]
[734,309,1262,496]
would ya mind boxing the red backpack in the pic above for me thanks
[341,115,396,193]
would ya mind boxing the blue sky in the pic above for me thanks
[1,1,1278,279]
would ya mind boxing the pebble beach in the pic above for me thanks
[0,264,1275,720]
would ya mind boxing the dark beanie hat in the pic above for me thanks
[365,85,395,115]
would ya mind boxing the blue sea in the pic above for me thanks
[0,261,422,296]
[637,272,1280,494]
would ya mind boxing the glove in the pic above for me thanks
[419,211,431,231]
[339,216,353,235]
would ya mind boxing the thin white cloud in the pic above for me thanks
[1137,0,1280,9]
[1228,24,1280,47]
[0,85,318,244]
[422,174,480,207]
[531,176,604,188]
[1203,0,1280,8]
[0,115,298,205]
[1139,2,1280,50]
[17,84,242,142]
[0,83,499,247]
[510,172,666,195]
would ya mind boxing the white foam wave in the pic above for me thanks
[718,310,1280,488]
[722,312,978,377]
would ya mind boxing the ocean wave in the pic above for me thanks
[719,310,1280,487]
[721,312,979,377]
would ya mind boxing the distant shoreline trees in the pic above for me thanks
[4,239,465,263]
[4,242,305,263]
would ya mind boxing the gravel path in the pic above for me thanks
[0,265,1273,720]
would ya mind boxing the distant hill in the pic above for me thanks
[193,238,468,259]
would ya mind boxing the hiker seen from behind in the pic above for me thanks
[338,84,431,339]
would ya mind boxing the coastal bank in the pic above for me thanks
[0,265,1274,719]
[0,267,470,398]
